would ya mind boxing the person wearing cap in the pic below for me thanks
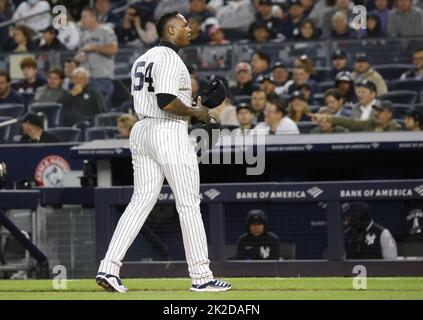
[310,109,349,133]
[335,71,357,105]
[404,109,423,131]
[288,90,311,123]
[251,0,283,40]
[232,62,255,96]
[236,209,280,260]
[309,100,402,132]
[253,98,300,135]
[208,25,229,45]
[327,49,350,80]
[232,103,255,135]
[272,60,292,96]
[344,202,398,260]
[280,0,306,39]
[351,52,387,96]
[258,73,279,100]
[320,88,351,117]
[400,48,423,81]
[39,26,66,51]
[387,0,423,37]
[20,113,60,143]
[352,80,378,120]
[33,68,66,103]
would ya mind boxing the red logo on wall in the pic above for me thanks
[35,155,71,187]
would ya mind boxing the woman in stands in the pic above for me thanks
[295,18,320,40]
[8,25,36,52]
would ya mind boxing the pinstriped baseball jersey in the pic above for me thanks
[131,45,192,123]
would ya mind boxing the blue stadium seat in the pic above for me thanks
[233,95,251,105]
[94,112,124,127]
[389,79,423,94]
[72,120,91,142]
[379,91,417,105]
[313,93,325,106]
[420,91,423,103]
[46,127,81,142]
[112,76,131,111]
[373,64,411,81]
[392,103,412,119]
[0,104,25,118]
[298,121,319,134]
[118,100,135,114]
[20,92,34,109]
[414,103,423,113]
[28,103,63,128]
[85,127,119,141]
[0,116,14,143]
[317,81,334,92]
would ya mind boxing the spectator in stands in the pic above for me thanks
[63,59,80,91]
[188,0,214,23]
[251,0,283,39]
[321,0,354,38]
[232,62,255,96]
[208,25,229,45]
[16,57,47,94]
[344,202,398,260]
[232,103,255,135]
[295,18,320,40]
[364,12,385,38]
[372,0,391,34]
[0,70,24,105]
[216,0,256,31]
[327,49,350,80]
[117,114,138,139]
[400,48,423,80]
[310,109,349,133]
[258,74,279,100]
[335,71,356,105]
[95,0,120,28]
[187,14,209,44]
[287,66,318,95]
[351,53,387,96]
[308,0,335,29]
[59,67,106,127]
[272,60,291,96]
[387,0,423,36]
[76,7,118,108]
[0,0,12,50]
[12,0,51,33]
[8,25,36,52]
[254,98,300,134]
[39,26,66,51]
[0,0,12,20]
[293,54,316,76]
[330,11,355,38]
[298,83,314,104]
[154,0,189,21]
[280,0,306,39]
[320,88,351,117]
[251,50,271,81]
[236,209,280,260]
[352,80,378,120]
[309,100,402,132]
[20,113,60,143]
[33,68,66,103]
[249,21,272,43]
[288,90,311,123]
[404,109,423,131]
[251,88,268,124]
[301,0,316,16]
[57,12,81,51]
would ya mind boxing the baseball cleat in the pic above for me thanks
[96,272,128,293]
[190,279,232,292]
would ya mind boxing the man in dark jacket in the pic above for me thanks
[20,113,60,143]
[236,209,280,260]
[344,202,398,260]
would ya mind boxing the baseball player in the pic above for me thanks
[95,11,231,293]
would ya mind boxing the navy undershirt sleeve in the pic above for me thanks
[156,93,177,109]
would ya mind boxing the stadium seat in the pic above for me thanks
[20,92,35,109]
[373,64,411,81]
[298,121,319,134]
[420,92,423,103]
[46,127,81,142]
[389,79,423,94]
[414,103,423,113]
[117,100,135,114]
[308,105,321,113]
[379,91,417,105]
[313,93,325,106]
[317,81,334,92]
[0,116,14,143]
[0,104,25,118]
[112,76,131,111]
[28,103,63,128]
[314,67,330,82]
[94,112,124,127]
[85,126,119,141]
[233,95,251,105]
[72,120,91,142]
[392,103,412,119]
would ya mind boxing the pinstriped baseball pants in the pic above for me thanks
[98,118,214,285]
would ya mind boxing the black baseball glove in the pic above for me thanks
[198,78,227,109]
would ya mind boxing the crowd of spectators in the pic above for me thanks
[1,0,423,143]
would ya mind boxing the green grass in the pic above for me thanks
[0,277,423,300]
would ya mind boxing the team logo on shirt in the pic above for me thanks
[34,155,71,187]
[365,233,376,246]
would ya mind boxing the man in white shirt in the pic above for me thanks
[252,99,300,135]
[351,80,378,121]
[12,0,51,33]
